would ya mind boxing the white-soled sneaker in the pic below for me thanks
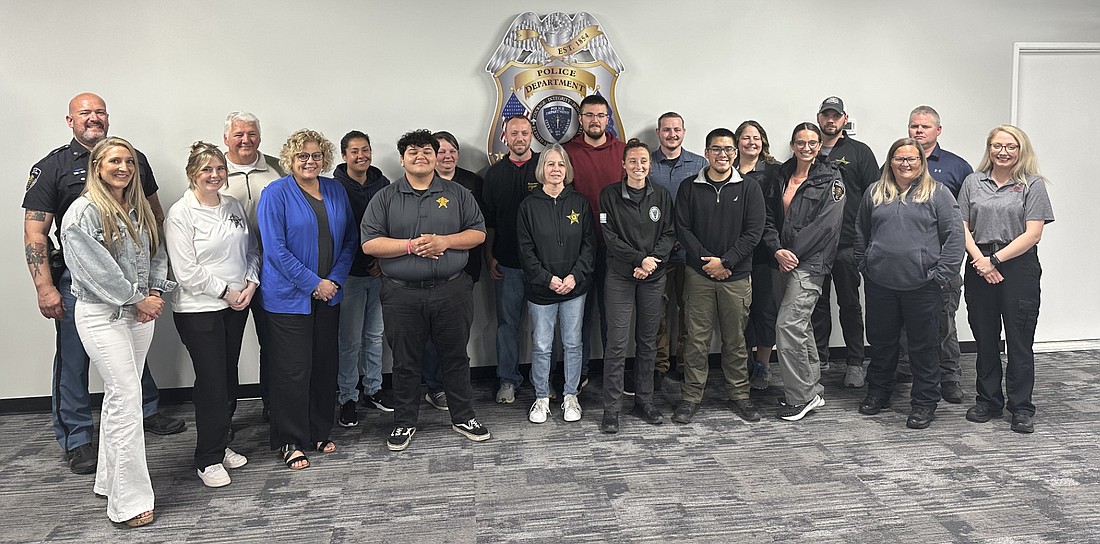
[198,463,231,488]
[222,448,248,469]
[562,394,582,422]
[529,397,551,423]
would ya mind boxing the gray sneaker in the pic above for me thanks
[425,391,449,411]
[495,382,517,404]
[844,365,866,388]
[749,361,771,390]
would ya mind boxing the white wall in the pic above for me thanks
[3,0,1097,399]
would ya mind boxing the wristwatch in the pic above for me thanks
[990,254,1002,267]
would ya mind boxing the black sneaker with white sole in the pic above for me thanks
[776,394,825,421]
[387,427,416,451]
[339,400,359,427]
[452,418,491,442]
[362,392,394,412]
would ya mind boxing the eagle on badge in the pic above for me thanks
[832,179,846,202]
[486,12,624,73]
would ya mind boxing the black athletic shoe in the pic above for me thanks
[387,427,416,451]
[67,443,97,474]
[730,398,762,422]
[600,412,619,434]
[631,403,664,425]
[940,382,964,404]
[144,412,186,435]
[362,392,394,412]
[858,395,891,415]
[339,400,359,428]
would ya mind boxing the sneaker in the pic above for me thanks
[222,448,248,469]
[844,365,866,388]
[671,400,699,424]
[67,443,97,475]
[1011,414,1035,434]
[906,407,936,429]
[600,412,619,434]
[965,404,1003,423]
[777,394,825,421]
[339,400,359,427]
[858,394,891,415]
[452,418,491,442]
[940,382,964,404]
[496,382,517,404]
[144,412,186,435]
[425,391,449,411]
[363,392,394,412]
[730,398,762,422]
[749,362,771,390]
[562,394,583,422]
[631,403,664,425]
[387,427,416,451]
[197,463,231,488]
[529,398,551,423]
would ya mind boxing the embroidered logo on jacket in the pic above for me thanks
[648,206,660,222]
[832,180,845,202]
[228,214,245,229]
[567,209,580,224]
[437,196,450,208]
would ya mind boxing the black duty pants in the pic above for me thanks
[864,279,942,409]
[964,250,1041,417]
[382,274,476,427]
[812,246,865,366]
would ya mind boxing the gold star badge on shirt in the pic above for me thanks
[436,196,449,208]
[567,209,580,224]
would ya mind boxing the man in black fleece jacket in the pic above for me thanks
[671,128,766,424]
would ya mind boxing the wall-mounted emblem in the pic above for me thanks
[486,12,626,162]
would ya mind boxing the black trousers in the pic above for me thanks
[964,250,1041,416]
[745,262,778,349]
[265,301,340,449]
[174,308,248,469]
[812,246,866,365]
[864,279,942,409]
[252,305,272,409]
[382,274,476,427]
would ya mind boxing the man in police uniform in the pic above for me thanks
[813,96,879,388]
[361,129,490,452]
[219,111,286,420]
[22,92,185,475]
[897,105,974,402]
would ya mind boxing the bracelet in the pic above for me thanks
[407,238,413,255]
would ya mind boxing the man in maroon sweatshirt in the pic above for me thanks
[563,94,625,385]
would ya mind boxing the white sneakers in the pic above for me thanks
[562,394,582,422]
[529,397,550,423]
[198,448,248,488]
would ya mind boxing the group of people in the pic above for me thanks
[22,92,1053,527]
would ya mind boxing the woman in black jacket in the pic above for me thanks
[598,139,675,433]
[761,123,846,421]
[517,144,595,425]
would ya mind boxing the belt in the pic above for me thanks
[388,272,462,289]
[977,243,1036,256]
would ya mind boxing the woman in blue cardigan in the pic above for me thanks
[257,129,357,470]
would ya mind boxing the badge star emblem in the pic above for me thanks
[567,209,580,224]
[835,156,850,166]
[436,196,449,208]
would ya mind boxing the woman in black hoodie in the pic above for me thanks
[517,144,595,425]
[761,123,846,422]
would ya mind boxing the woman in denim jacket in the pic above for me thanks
[60,136,176,528]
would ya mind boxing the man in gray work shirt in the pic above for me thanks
[361,129,490,452]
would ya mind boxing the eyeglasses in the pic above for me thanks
[580,113,608,120]
[707,146,736,155]
[793,140,820,149]
[892,156,921,165]
[295,152,325,162]
[989,143,1019,152]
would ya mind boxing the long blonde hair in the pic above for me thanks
[976,124,1044,186]
[871,137,937,206]
[83,136,160,256]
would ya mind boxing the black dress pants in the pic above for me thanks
[265,301,340,449]
[864,279,942,409]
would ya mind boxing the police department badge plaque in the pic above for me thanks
[486,12,626,162]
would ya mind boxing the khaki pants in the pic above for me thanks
[679,271,752,403]
[775,269,826,405]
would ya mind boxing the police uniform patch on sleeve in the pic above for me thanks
[832,179,845,202]
[648,206,661,222]
[26,167,41,191]
[599,212,607,224]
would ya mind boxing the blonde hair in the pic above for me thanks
[871,138,937,206]
[83,136,160,256]
[977,124,1044,186]
[185,141,227,190]
[535,144,574,185]
[279,129,335,174]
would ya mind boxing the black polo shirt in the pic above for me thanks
[360,175,485,282]
[23,138,159,241]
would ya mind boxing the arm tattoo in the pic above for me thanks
[25,210,47,221]
[26,242,47,278]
